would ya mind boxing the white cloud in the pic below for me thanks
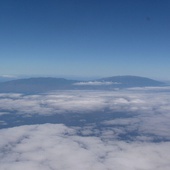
[0,75,18,78]
[74,81,120,85]
[102,117,139,126]
[0,93,22,98]
[0,124,170,170]
[128,86,170,91]
[1,88,170,169]
[1,89,170,116]
[0,89,170,140]
[0,121,7,125]
[0,112,9,116]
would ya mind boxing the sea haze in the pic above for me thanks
[0,84,170,170]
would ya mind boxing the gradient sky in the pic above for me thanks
[0,0,170,80]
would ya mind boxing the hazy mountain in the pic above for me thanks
[97,75,164,87]
[0,76,165,93]
[0,76,17,82]
[0,77,78,93]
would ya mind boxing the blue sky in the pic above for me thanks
[0,0,170,80]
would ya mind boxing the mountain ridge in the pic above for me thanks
[0,75,166,93]
[97,75,163,86]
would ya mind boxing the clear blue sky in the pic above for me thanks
[0,0,170,80]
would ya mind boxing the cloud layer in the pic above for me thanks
[0,89,170,116]
[0,87,170,169]
[0,123,170,170]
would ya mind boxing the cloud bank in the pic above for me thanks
[0,124,170,170]
[0,89,170,116]
[0,87,170,169]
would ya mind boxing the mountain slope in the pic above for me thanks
[0,76,165,93]
[0,77,78,93]
[97,75,164,87]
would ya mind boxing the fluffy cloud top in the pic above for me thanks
[0,88,170,169]
[0,89,170,116]
[0,124,170,170]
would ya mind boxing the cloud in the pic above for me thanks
[0,89,170,116]
[0,89,170,141]
[128,86,170,91]
[0,93,22,98]
[0,75,18,78]
[74,81,120,85]
[0,124,170,170]
[0,88,170,169]
[0,121,7,125]
[0,112,9,116]
[102,117,139,126]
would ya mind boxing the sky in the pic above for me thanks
[0,0,170,80]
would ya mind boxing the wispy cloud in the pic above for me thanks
[74,81,121,85]
[0,75,18,78]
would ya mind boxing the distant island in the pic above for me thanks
[0,75,166,93]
